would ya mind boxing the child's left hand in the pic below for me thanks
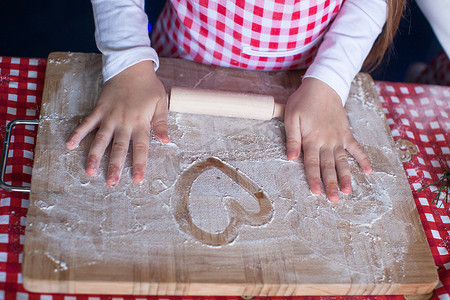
[284,77,372,202]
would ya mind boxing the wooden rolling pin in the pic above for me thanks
[169,87,285,120]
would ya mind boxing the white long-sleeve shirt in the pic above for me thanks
[416,0,450,57]
[91,0,387,105]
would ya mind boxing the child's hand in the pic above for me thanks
[284,77,372,202]
[66,61,169,185]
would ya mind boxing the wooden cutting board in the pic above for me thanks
[22,52,438,296]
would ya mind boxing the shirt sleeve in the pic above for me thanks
[303,0,387,105]
[416,0,450,57]
[91,0,160,82]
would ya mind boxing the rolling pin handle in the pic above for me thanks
[0,119,39,193]
[272,102,285,119]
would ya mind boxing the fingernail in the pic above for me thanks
[86,165,97,176]
[342,185,352,194]
[312,187,322,195]
[106,165,121,186]
[158,135,170,144]
[66,139,76,149]
[85,158,98,176]
[86,166,97,176]
[132,169,144,183]
[329,191,340,202]
[106,174,119,186]
[287,149,299,160]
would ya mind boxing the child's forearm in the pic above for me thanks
[91,0,159,82]
[304,0,387,105]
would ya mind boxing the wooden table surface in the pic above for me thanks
[18,52,438,296]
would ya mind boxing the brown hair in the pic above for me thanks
[363,0,406,71]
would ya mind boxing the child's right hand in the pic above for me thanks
[65,60,169,185]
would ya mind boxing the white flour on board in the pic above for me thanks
[28,73,417,283]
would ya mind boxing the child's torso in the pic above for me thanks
[153,0,344,70]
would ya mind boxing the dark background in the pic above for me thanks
[0,0,443,82]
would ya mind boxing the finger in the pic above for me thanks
[346,139,372,174]
[284,113,302,160]
[303,144,321,195]
[85,126,114,176]
[320,147,339,202]
[334,145,352,194]
[66,111,101,150]
[106,129,131,186]
[152,96,170,143]
[131,126,150,183]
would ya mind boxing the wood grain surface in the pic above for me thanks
[22,52,438,296]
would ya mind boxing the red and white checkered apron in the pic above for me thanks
[152,0,343,70]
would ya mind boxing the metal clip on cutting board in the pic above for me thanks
[0,119,39,192]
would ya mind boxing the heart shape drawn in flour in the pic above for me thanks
[171,157,273,246]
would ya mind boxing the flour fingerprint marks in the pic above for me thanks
[171,157,274,246]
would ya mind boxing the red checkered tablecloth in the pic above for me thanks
[0,56,448,299]
[376,81,450,299]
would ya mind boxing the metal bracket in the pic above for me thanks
[0,119,39,192]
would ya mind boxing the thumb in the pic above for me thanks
[152,95,170,144]
[284,112,302,160]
